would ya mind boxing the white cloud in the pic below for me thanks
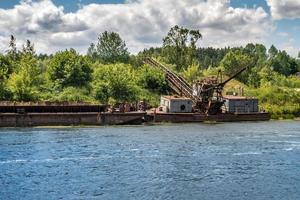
[279,38,299,57]
[277,32,289,37]
[267,0,300,20]
[0,0,272,54]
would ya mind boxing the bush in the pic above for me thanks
[137,65,168,93]
[53,87,94,102]
[48,49,92,88]
[92,63,139,103]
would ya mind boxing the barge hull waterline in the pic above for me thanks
[0,112,271,127]
[0,112,146,127]
[147,112,271,123]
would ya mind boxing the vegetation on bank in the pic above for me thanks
[0,27,299,119]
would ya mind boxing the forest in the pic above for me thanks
[0,26,300,119]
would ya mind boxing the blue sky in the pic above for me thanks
[2,0,271,13]
[230,0,300,55]
[0,0,299,56]
[0,0,125,12]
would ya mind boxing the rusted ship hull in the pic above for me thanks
[0,112,146,127]
[146,112,271,123]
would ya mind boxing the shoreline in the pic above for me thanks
[0,118,298,129]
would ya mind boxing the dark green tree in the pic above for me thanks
[87,43,97,61]
[22,40,35,55]
[268,50,298,76]
[137,65,168,93]
[95,31,130,63]
[268,45,278,58]
[195,47,231,69]
[7,35,18,60]
[48,49,92,88]
[220,50,254,84]
[162,25,202,71]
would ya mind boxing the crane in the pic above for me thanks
[144,57,247,115]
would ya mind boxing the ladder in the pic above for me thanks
[144,57,199,104]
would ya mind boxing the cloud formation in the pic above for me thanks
[267,0,300,20]
[0,0,272,54]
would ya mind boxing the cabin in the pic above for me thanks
[223,96,259,113]
[160,96,193,113]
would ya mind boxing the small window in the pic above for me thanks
[180,104,186,111]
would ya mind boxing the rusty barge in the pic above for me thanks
[143,58,270,123]
[147,110,270,123]
[0,103,146,127]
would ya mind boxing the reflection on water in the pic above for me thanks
[0,121,300,200]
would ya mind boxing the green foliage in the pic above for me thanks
[92,63,139,103]
[195,47,231,69]
[268,45,278,58]
[53,87,94,102]
[219,50,254,84]
[93,82,110,104]
[162,25,202,71]
[91,31,130,63]
[0,55,13,100]
[87,43,98,61]
[7,35,20,62]
[246,86,300,119]
[181,63,203,83]
[268,50,298,76]
[0,54,14,77]
[137,65,168,93]
[7,54,41,101]
[48,49,92,88]
[22,40,35,55]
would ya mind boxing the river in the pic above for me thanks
[0,121,299,200]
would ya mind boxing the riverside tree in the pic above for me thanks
[0,55,12,100]
[48,49,92,89]
[162,25,202,71]
[7,53,41,101]
[88,31,130,63]
[92,63,138,103]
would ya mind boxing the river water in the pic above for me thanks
[0,121,299,200]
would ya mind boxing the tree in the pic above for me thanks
[95,31,130,63]
[268,45,278,58]
[137,65,168,93]
[0,55,12,99]
[162,25,202,71]
[7,35,18,59]
[22,40,35,55]
[268,50,298,76]
[220,50,254,84]
[87,43,97,61]
[181,63,203,83]
[92,63,138,103]
[48,49,92,88]
[7,54,40,101]
[195,47,231,69]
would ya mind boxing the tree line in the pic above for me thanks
[0,26,299,118]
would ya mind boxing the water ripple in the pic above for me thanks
[0,121,300,200]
